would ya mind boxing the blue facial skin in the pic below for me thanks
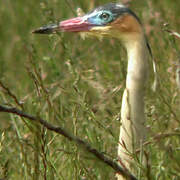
[87,10,115,26]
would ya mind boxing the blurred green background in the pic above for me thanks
[0,0,180,179]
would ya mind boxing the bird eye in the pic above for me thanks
[100,12,110,21]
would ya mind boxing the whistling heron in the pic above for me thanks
[33,3,151,178]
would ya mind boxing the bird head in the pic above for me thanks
[33,3,144,43]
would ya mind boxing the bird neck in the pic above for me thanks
[118,25,150,179]
[125,33,149,90]
[119,33,149,150]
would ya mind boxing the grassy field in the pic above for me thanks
[0,0,180,179]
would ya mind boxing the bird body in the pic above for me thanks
[33,3,150,179]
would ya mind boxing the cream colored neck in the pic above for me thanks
[126,34,149,142]
[117,33,149,179]
[126,34,149,91]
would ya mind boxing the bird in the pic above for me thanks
[33,3,150,178]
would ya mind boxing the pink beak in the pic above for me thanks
[33,17,93,34]
[60,17,93,32]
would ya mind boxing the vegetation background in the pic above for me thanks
[0,0,180,179]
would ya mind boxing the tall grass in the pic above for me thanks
[0,0,180,179]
